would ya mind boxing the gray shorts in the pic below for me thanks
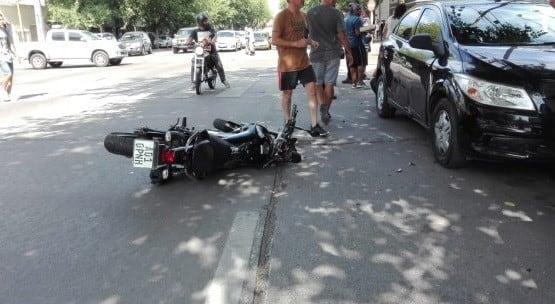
[311,58,340,86]
[0,61,13,76]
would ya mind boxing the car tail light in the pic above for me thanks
[161,149,175,164]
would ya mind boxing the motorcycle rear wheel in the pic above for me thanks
[104,132,137,158]
[208,78,216,89]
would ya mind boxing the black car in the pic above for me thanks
[371,0,555,168]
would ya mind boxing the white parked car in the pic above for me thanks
[23,28,127,69]
[158,35,171,48]
[216,30,240,51]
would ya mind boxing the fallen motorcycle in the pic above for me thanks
[104,105,301,184]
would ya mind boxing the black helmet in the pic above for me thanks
[196,12,209,26]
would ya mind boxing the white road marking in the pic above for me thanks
[204,211,262,304]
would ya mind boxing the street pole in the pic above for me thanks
[16,0,24,41]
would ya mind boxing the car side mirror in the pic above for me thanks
[409,34,446,58]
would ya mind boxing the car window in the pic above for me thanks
[394,9,421,40]
[415,8,443,43]
[51,32,65,41]
[68,32,82,42]
[254,32,267,39]
[218,31,234,37]
[448,3,555,45]
[121,33,140,40]
[177,28,193,36]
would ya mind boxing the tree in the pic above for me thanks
[46,0,273,34]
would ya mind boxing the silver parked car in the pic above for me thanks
[119,31,153,56]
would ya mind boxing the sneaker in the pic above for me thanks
[352,83,358,89]
[341,79,351,84]
[309,124,329,137]
[223,81,230,88]
[357,81,369,89]
[1,91,10,102]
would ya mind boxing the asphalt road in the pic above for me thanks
[0,45,554,304]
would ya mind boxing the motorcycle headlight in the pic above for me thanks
[194,46,204,56]
[454,74,535,111]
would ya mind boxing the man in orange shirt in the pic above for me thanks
[272,0,328,137]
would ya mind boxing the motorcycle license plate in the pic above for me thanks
[133,139,156,168]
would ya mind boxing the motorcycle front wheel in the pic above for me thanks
[195,68,203,95]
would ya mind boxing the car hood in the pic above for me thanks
[462,45,555,112]
[463,45,555,80]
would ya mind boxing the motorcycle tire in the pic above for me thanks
[291,151,302,163]
[104,132,137,158]
[195,69,203,95]
[208,78,216,89]
[213,119,242,132]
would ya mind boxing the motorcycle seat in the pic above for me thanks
[216,124,262,144]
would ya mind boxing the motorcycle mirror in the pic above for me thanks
[181,117,187,128]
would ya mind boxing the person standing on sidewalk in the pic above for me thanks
[382,3,407,39]
[344,3,368,89]
[0,17,16,102]
[272,0,328,137]
[307,0,352,125]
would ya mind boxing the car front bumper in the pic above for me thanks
[462,100,555,161]
[253,42,270,50]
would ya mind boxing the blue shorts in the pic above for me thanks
[278,66,316,91]
[0,61,13,76]
[312,58,340,86]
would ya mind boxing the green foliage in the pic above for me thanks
[46,0,272,33]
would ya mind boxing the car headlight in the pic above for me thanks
[454,74,535,111]
[194,46,204,56]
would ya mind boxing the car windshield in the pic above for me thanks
[177,29,193,36]
[448,3,555,45]
[121,33,142,41]
[218,31,234,37]
[254,32,267,39]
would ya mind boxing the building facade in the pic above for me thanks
[0,0,48,47]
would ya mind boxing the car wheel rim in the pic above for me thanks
[377,81,384,110]
[434,110,451,154]
[33,57,43,67]
[96,55,106,65]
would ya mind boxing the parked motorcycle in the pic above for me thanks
[191,39,218,95]
[104,105,302,185]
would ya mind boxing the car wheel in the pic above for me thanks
[375,74,395,118]
[93,51,109,67]
[148,45,153,54]
[30,53,47,69]
[431,98,467,168]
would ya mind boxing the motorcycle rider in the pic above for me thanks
[188,12,230,89]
